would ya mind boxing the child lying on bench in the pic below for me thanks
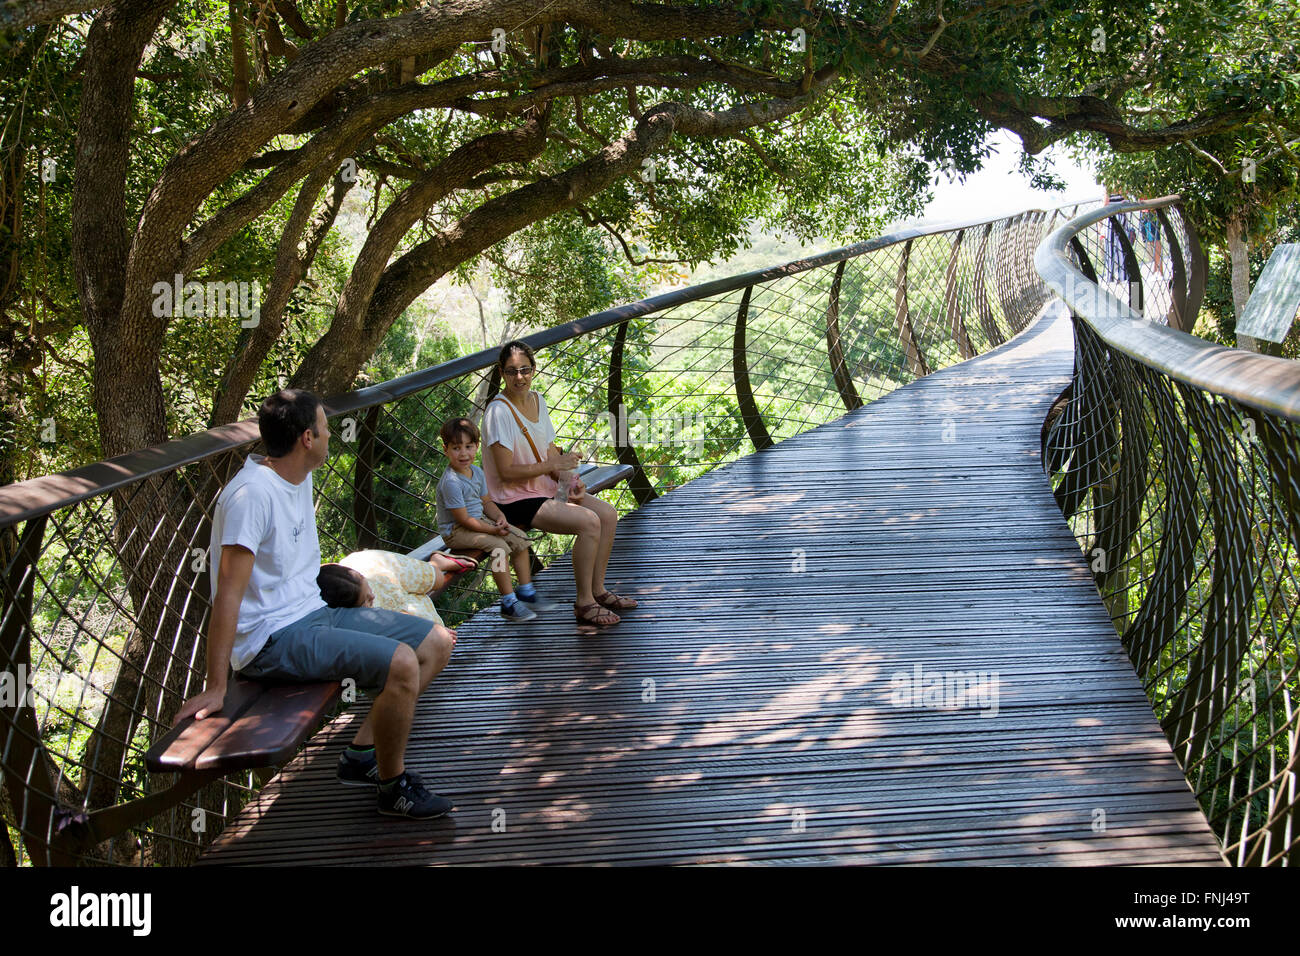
[320,550,472,622]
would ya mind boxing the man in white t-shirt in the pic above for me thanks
[176,389,457,819]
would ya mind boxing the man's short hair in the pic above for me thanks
[259,389,322,458]
[440,417,480,446]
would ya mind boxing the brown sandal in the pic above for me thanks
[574,602,620,626]
[594,590,638,610]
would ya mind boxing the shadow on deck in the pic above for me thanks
[199,304,1223,866]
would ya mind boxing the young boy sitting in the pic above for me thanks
[435,417,542,621]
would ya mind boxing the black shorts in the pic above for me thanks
[497,496,548,530]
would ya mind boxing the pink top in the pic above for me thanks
[482,392,558,503]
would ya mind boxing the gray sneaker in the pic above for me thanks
[501,600,538,622]
[337,749,380,788]
[516,591,553,611]
[377,771,454,819]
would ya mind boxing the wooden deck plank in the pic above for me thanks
[198,303,1224,866]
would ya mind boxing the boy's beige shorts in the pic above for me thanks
[444,524,532,556]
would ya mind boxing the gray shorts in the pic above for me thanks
[239,606,435,696]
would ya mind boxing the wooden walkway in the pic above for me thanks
[200,304,1224,865]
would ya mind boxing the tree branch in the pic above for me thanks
[209,160,356,426]
[974,86,1260,155]
[265,15,300,61]
[0,0,105,31]
[298,112,553,391]
[572,95,610,146]
[291,73,838,394]
[547,129,600,160]
[691,38,781,79]
[374,132,427,173]
[70,0,176,459]
[915,10,947,59]
[1184,139,1231,176]
[273,0,313,39]
[172,55,760,284]
[355,154,424,180]
[181,78,487,273]
[582,208,690,266]
[1266,122,1300,173]
[733,132,786,178]
[135,0,770,292]
[464,170,532,190]
[457,61,808,117]
[229,0,251,109]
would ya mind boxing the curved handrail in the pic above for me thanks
[0,202,1088,529]
[1035,195,1300,421]
[1036,196,1300,867]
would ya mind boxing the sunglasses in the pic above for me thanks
[502,366,535,377]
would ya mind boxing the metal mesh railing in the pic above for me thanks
[0,202,1073,865]
[1037,196,1300,866]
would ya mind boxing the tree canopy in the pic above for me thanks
[2,0,1296,479]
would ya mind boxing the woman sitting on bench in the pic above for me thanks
[481,340,637,627]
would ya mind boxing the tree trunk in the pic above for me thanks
[230,1,251,108]
[208,163,356,426]
[69,3,195,840]
[72,0,175,461]
[80,466,229,803]
[0,31,35,491]
[1226,212,1263,353]
[0,778,17,866]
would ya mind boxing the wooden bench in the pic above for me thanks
[145,462,633,782]
[145,679,342,775]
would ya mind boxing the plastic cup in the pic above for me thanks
[555,469,574,502]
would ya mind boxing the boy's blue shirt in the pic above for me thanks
[435,463,487,538]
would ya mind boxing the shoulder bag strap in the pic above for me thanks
[491,395,545,464]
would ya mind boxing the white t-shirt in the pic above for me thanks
[209,455,327,671]
[482,393,558,503]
